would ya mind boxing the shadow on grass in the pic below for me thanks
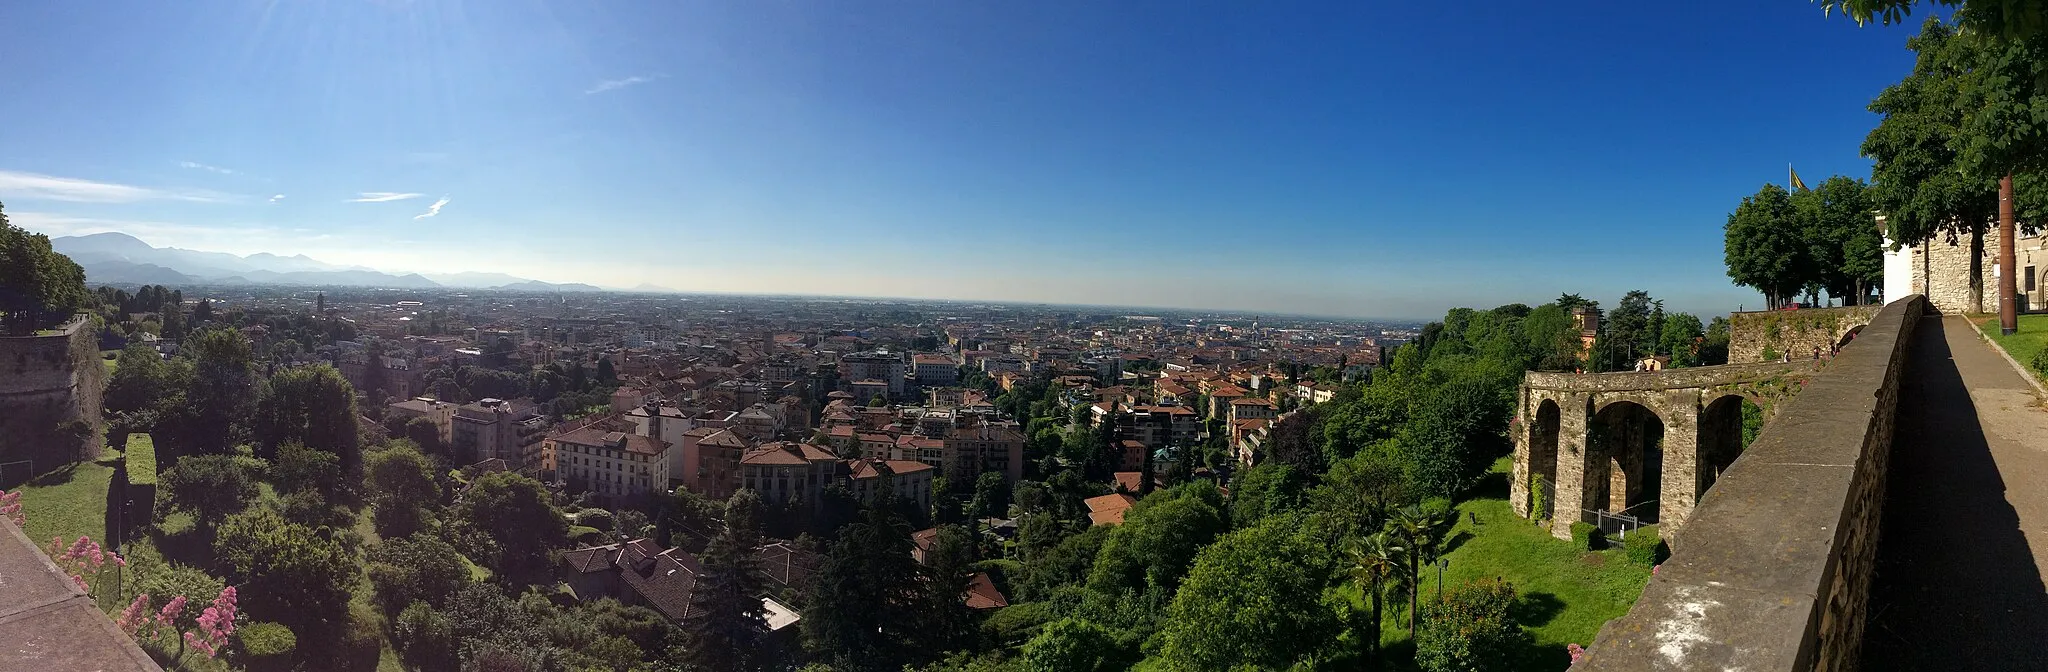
[1439,531,1474,556]
[27,462,80,487]
[1513,591,1566,628]
[1467,468,1510,501]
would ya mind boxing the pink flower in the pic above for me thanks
[116,594,152,634]
[158,595,187,628]
[1568,643,1587,663]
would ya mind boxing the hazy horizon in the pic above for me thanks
[0,1,1926,319]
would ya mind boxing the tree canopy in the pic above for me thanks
[0,202,90,335]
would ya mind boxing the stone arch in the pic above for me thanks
[1527,398,1561,520]
[1696,393,1756,497]
[1587,399,1664,523]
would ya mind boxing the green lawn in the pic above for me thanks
[102,352,120,375]
[1342,457,1652,670]
[13,449,119,548]
[1974,314,2048,382]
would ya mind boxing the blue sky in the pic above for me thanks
[0,1,1929,319]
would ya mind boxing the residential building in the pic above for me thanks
[840,350,906,398]
[1085,493,1137,526]
[386,397,456,446]
[452,398,548,473]
[550,427,673,503]
[686,428,751,499]
[844,458,936,511]
[911,353,958,388]
[942,422,1026,482]
[1230,397,1277,425]
[739,442,840,510]
[558,539,803,636]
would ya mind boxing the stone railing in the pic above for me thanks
[1573,295,1927,671]
[0,518,163,671]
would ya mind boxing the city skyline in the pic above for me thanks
[0,1,1927,318]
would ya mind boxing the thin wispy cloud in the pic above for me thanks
[585,74,662,95]
[413,196,450,220]
[178,161,235,175]
[269,194,286,203]
[347,192,425,203]
[0,169,226,203]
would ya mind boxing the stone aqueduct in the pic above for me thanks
[1510,360,1823,539]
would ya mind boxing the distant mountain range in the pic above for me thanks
[50,232,645,293]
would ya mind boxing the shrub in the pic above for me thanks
[2029,345,2048,379]
[1623,530,1663,566]
[1415,578,1531,672]
[236,621,296,672]
[124,434,158,486]
[1570,522,1604,551]
[578,508,615,532]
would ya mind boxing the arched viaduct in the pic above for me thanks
[1511,359,1824,540]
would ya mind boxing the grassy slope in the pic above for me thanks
[1973,314,2048,382]
[15,448,119,547]
[1346,457,1651,671]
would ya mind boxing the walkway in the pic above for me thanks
[1864,315,2048,670]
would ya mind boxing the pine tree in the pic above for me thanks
[683,527,768,672]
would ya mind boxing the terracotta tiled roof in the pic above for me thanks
[1084,493,1138,526]
[964,572,1009,610]
[552,426,672,456]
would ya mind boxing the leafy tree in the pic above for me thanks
[403,417,445,457]
[179,328,258,455]
[367,534,472,617]
[923,525,980,651]
[454,472,567,583]
[214,508,358,633]
[1018,525,1111,601]
[1229,462,1306,527]
[685,489,771,672]
[394,602,459,671]
[1309,445,1415,538]
[1799,176,1880,304]
[1659,313,1708,368]
[365,445,442,538]
[1415,578,1531,672]
[1700,316,1733,366]
[1320,381,1408,461]
[1087,485,1228,596]
[0,203,90,335]
[801,505,928,672]
[104,343,174,415]
[1019,618,1123,672]
[1811,0,2048,42]
[1864,18,2002,312]
[1155,514,1341,671]
[1726,184,1811,308]
[161,454,258,533]
[969,471,1010,520]
[270,440,342,498]
[1402,378,1508,498]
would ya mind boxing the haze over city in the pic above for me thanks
[0,1,1930,319]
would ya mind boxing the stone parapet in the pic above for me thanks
[1570,295,1926,672]
[1728,306,1883,364]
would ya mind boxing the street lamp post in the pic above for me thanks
[1435,558,1449,600]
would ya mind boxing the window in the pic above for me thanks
[2029,266,2038,292]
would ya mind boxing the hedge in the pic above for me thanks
[1570,522,1604,551]
[1623,529,1664,567]
[236,621,296,672]
[124,433,157,486]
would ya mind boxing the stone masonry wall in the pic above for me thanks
[1728,305,1882,364]
[0,317,107,485]
[1571,295,1925,672]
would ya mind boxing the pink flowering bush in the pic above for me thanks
[46,535,124,594]
[183,586,237,657]
[1568,642,1588,663]
[0,489,22,527]
[116,587,238,660]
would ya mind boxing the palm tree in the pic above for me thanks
[1385,505,1446,639]
[1348,532,1402,668]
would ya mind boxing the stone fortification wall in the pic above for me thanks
[1571,295,1925,672]
[1728,305,1882,364]
[0,317,108,485]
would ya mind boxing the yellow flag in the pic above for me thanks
[1789,164,1808,191]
